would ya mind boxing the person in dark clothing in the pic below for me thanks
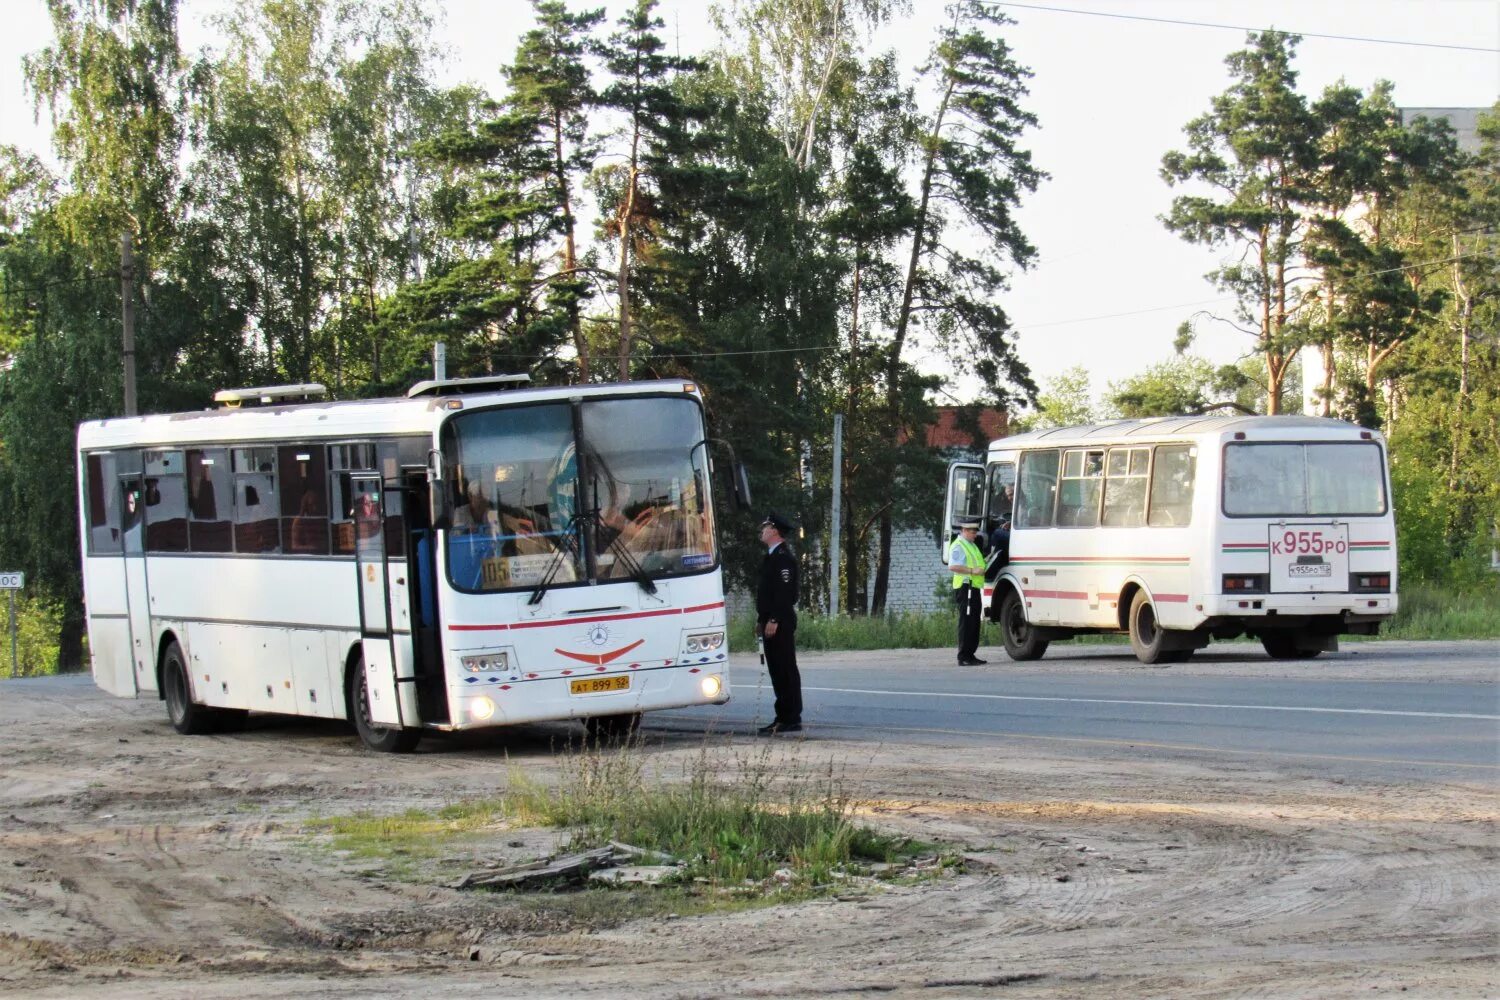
[755,512,802,734]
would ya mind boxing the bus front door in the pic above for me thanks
[352,474,407,727]
[119,464,153,696]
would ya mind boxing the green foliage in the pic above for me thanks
[1010,365,1093,430]
[1384,582,1500,640]
[0,593,65,678]
[1106,355,1254,418]
[507,740,932,889]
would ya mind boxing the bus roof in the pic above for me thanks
[987,414,1380,453]
[77,379,699,451]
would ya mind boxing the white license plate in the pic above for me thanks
[1287,563,1332,578]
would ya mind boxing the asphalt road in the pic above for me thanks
[655,640,1500,783]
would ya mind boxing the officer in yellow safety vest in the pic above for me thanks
[947,520,987,665]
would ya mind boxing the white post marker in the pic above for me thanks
[1,572,22,679]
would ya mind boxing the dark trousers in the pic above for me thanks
[954,584,981,661]
[763,623,802,724]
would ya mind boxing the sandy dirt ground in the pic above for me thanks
[0,649,1495,999]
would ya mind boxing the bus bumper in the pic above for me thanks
[446,663,730,730]
[1194,593,1396,636]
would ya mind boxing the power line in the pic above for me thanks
[979,1,1500,53]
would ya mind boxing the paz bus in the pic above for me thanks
[76,375,738,751]
[944,415,1398,664]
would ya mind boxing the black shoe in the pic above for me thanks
[757,721,803,735]
[958,657,986,666]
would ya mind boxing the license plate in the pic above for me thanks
[1287,563,1332,578]
[570,675,630,695]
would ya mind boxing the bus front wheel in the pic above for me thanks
[1128,591,1176,665]
[584,712,642,743]
[348,652,420,754]
[999,589,1049,661]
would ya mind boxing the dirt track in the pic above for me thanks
[1,656,1496,999]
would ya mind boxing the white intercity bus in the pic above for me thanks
[77,376,738,751]
[944,415,1398,663]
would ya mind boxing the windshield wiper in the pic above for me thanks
[528,511,590,606]
[604,526,658,596]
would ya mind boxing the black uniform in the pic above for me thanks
[756,541,802,727]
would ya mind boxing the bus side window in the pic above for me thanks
[1057,449,1104,528]
[144,450,188,552]
[1015,450,1060,529]
[85,452,123,554]
[1102,447,1148,527]
[280,445,330,555]
[233,447,280,553]
[1148,445,1196,526]
[186,448,233,553]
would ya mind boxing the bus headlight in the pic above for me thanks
[699,674,722,699]
[685,631,725,653]
[470,696,496,721]
[462,651,509,673]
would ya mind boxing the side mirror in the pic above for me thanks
[733,462,752,511]
[427,449,450,529]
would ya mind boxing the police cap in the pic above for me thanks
[760,512,794,534]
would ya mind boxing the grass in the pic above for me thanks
[729,581,1500,651]
[506,739,939,890]
[1384,583,1500,640]
[305,737,949,903]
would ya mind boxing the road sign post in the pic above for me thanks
[1,572,23,678]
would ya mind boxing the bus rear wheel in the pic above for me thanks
[1128,591,1178,665]
[1260,633,1322,660]
[999,589,1049,661]
[348,652,420,754]
[162,640,218,735]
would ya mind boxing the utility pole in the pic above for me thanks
[829,413,844,617]
[120,232,137,417]
[433,342,447,382]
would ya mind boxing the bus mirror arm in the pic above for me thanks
[427,449,451,529]
[696,439,752,511]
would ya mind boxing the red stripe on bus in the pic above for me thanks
[1011,556,1188,563]
[1154,593,1189,603]
[1025,589,1089,600]
[448,600,726,632]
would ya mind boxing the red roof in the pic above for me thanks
[915,406,1008,449]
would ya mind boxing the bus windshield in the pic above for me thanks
[1222,442,1387,517]
[441,396,716,592]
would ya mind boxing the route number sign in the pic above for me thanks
[0,572,23,590]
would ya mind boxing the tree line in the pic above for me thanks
[0,3,1493,670]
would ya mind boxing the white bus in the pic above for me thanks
[944,415,1398,664]
[77,376,738,751]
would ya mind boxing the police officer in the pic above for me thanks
[756,512,802,734]
[947,520,987,665]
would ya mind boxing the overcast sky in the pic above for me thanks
[2,0,1496,403]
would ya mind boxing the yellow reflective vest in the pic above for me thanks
[949,536,985,589]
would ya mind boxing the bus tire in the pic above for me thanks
[348,652,420,754]
[584,712,642,743]
[999,589,1049,661]
[1260,634,1321,660]
[162,640,217,735]
[1128,591,1173,665]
